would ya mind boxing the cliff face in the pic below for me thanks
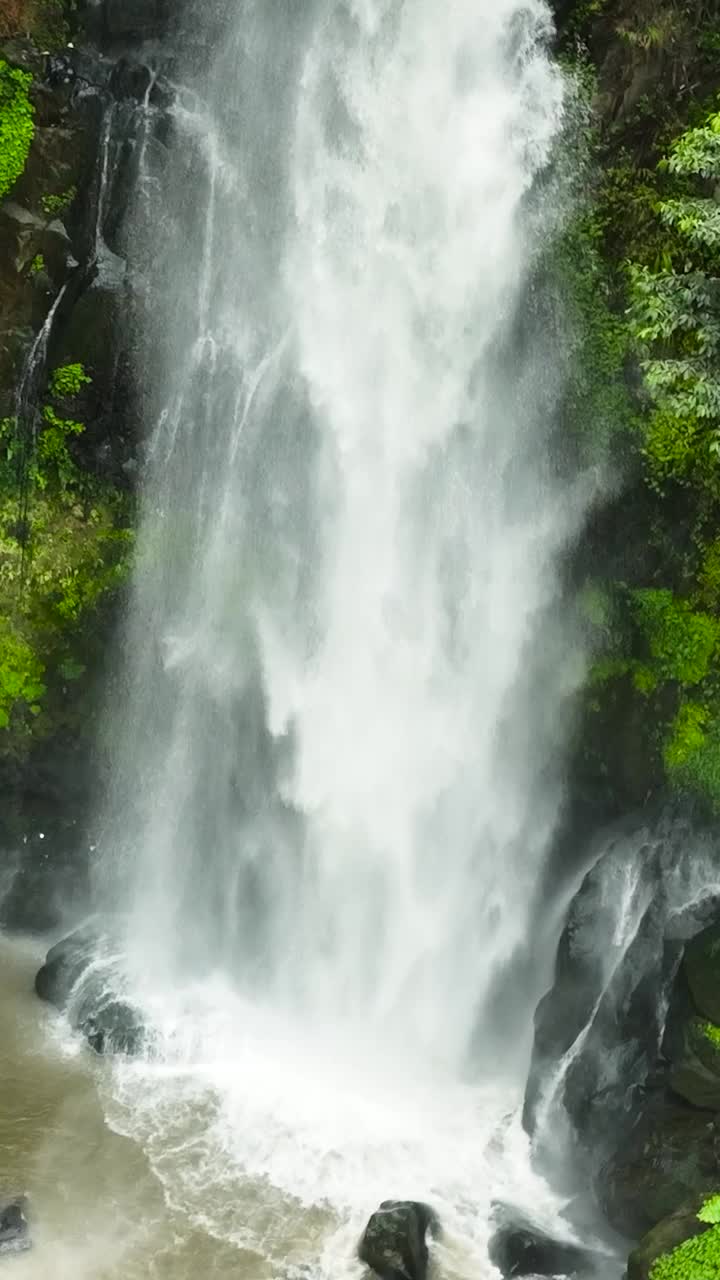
[0,0,170,925]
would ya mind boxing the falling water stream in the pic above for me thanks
[0,1,617,1276]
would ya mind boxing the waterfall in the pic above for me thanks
[92,1,597,1273]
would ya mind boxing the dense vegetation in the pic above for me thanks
[558,0,720,814]
[0,0,133,792]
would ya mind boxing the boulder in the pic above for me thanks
[627,1195,715,1280]
[80,997,145,1056]
[358,1201,439,1280]
[683,923,720,1026]
[670,1017,720,1111]
[600,1099,720,1238]
[488,1207,600,1277]
[0,1196,31,1255]
[524,819,720,1168]
[34,923,99,1009]
[35,925,145,1057]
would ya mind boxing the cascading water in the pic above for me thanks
[89,1,602,1274]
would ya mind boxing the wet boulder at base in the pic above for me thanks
[78,996,145,1056]
[488,1205,602,1278]
[358,1201,439,1280]
[34,922,99,1009]
[35,924,145,1057]
[0,1196,31,1256]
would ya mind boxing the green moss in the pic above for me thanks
[703,1024,720,1050]
[0,628,45,731]
[41,186,77,218]
[0,60,34,203]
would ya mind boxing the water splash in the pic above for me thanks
[92,0,598,1271]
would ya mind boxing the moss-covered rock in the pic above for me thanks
[628,1195,716,1280]
[684,923,720,1026]
[601,1101,720,1238]
[670,1016,720,1111]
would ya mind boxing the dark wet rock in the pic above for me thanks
[669,1016,720,1110]
[488,1207,599,1278]
[600,1098,720,1237]
[683,922,720,1026]
[0,37,45,77]
[45,54,76,90]
[82,998,145,1056]
[109,57,152,101]
[627,1195,714,1280]
[34,923,99,1008]
[35,925,145,1057]
[0,1196,31,1256]
[358,1201,439,1280]
[104,0,168,40]
[524,820,720,1160]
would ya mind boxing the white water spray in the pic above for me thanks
[94,1,595,1273]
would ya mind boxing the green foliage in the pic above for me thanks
[650,1192,720,1278]
[663,112,720,180]
[664,702,720,811]
[0,357,130,736]
[0,628,45,730]
[703,1024,720,1051]
[36,405,84,494]
[50,363,91,399]
[650,1224,720,1279]
[632,589,720,685]
[41,186,77,218]
[699,1196,720,1226]
[29,253,45,277]
[0,59,34,202]
[553,212,638,455]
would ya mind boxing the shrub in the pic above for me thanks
[0,59,34,202]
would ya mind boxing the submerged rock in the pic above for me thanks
[488,1206,601,1278]
[0,1196,31,1256]
[358,1201,439,1280]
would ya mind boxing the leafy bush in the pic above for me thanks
[0,59,34,202]
[50,363,91,399]
[632,589,720,685]
[0,629,45,730]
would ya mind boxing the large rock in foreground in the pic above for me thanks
[35,924,145,1057]
[358,1201,439,1280]
[34,924,98,1008]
